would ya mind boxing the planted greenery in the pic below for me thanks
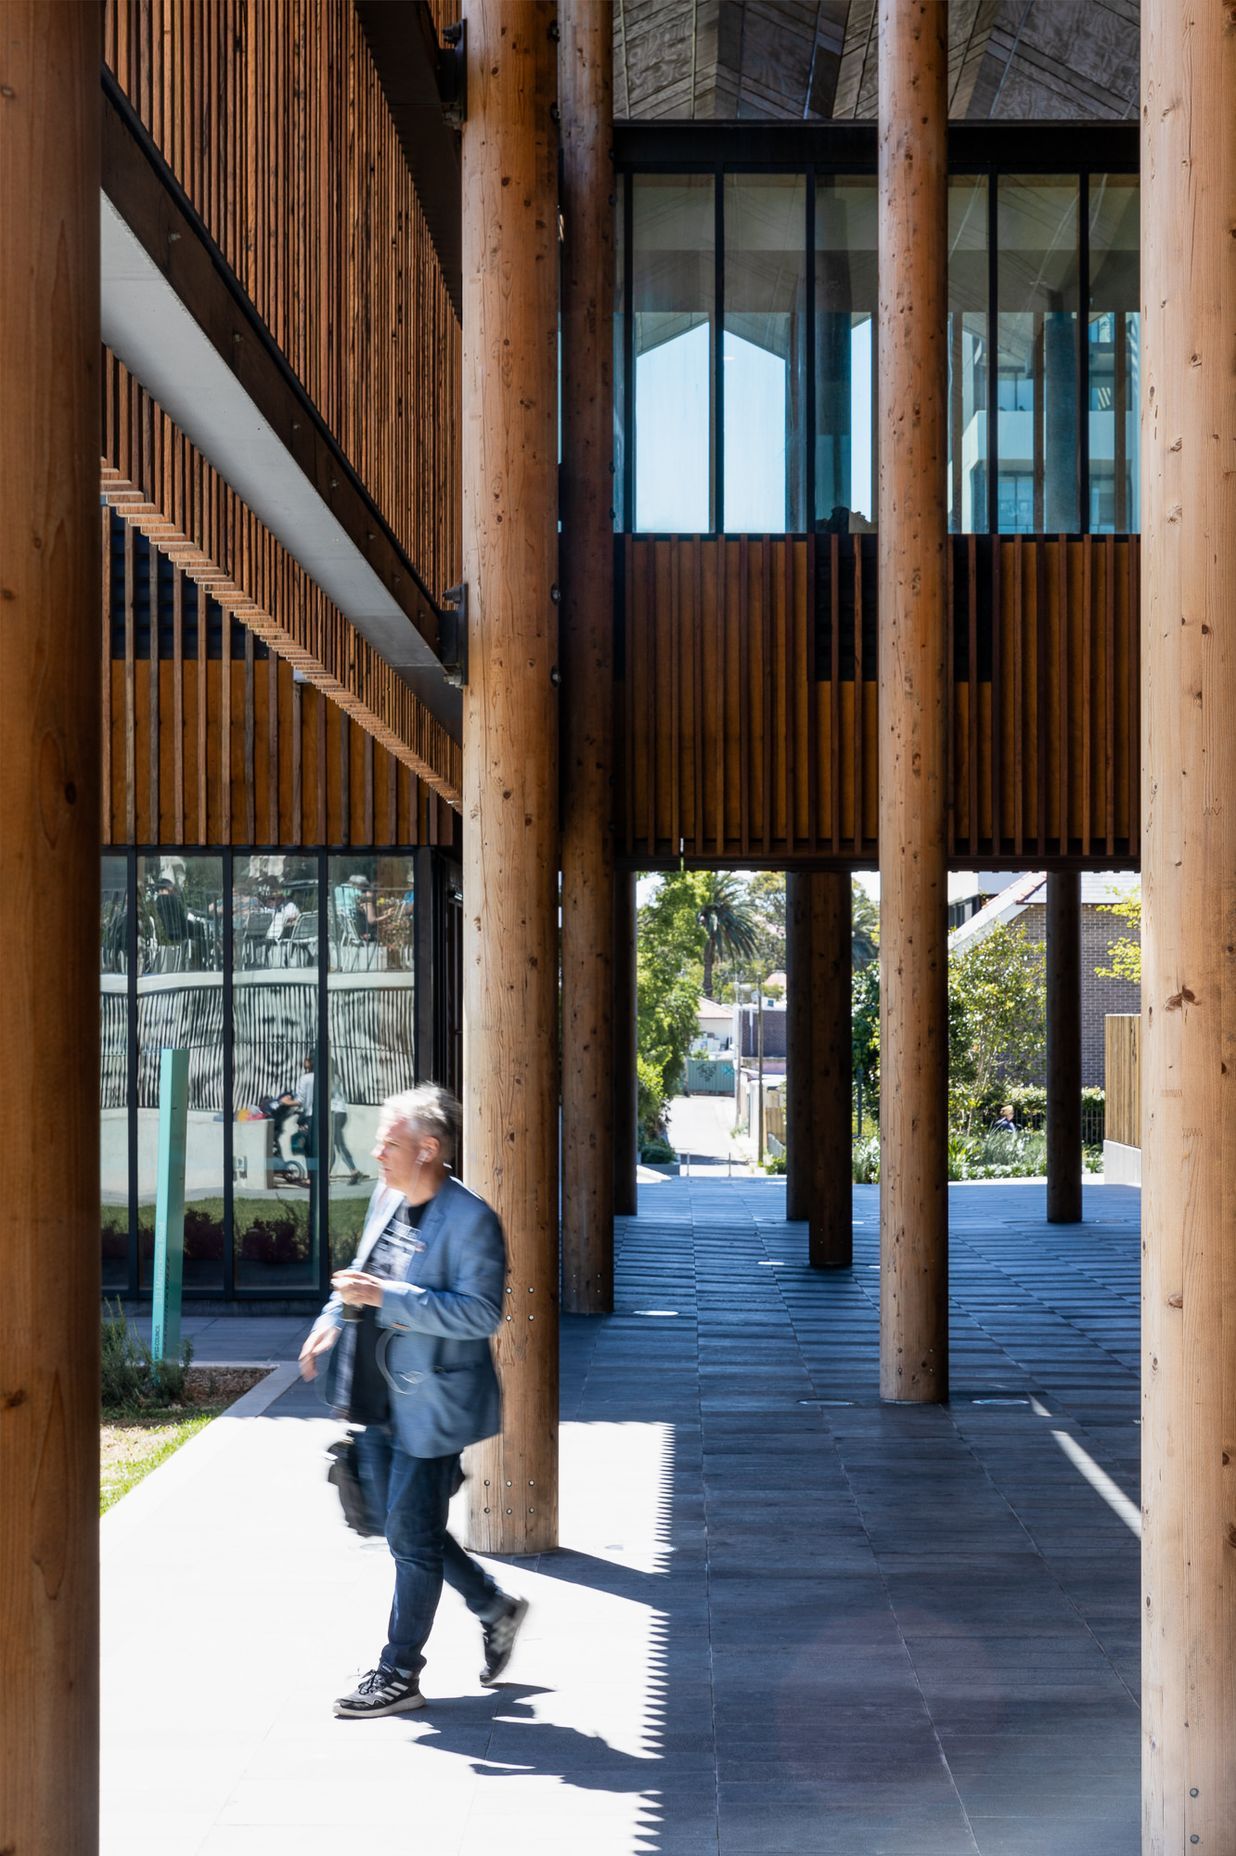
[101,1299,193,1412]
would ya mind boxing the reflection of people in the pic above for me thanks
[330,1081,363,1184]
[993,1104,1017,1133]
[152,876,188,945]
[295,1055,315,1123]
[267,889,300,944]
[350,875,379,945]
[299,1085,527,1718]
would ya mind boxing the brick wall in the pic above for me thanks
[1018,902,1140,1089]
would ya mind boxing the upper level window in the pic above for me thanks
[724,174,808,532]
[618,157,1138,535]
[632,175,714,533]
[948,176,989,534]
[1088,174,1139,533]
[816,177,877,532]
[996,178,1081,533]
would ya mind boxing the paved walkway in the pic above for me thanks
[103,1181,1141,1855]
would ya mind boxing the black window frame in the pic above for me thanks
[613,122,1138,541]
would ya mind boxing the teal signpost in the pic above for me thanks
[151,1047,189,1364]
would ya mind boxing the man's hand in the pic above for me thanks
[298,1324,339,1381]
[331,1270,385,1310]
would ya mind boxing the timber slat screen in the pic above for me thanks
[1104,1013,1141,1150]
[102,0,460,604]
[102,507,455,850]
[102,354,462,805]
[616,533,1139,867]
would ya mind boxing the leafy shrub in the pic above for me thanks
[238,1213,310,1265]
[101,1299,193,1412]
[762,1154,787,1175]
[639,1137,677,1165]
[852,1135,880,1183]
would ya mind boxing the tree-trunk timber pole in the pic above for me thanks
[787,874,854,1266]
[876,0,949,1404]
[786,875,812,1223]
[560,0,616,1314]
[0,5,101,1850]
[613,872,639,1215]
[1141,1,1236,1846]
[809,873,854,1269]
[1045,872,1082,1224]
[461,0,560,1556]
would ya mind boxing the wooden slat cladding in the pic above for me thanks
[103,516,454,851]
[617,533,1139,868]
[1104,1012,1140,1149]
[102,0,460,603]
[102,353,461,805]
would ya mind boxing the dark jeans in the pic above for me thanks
[353,1424,504,1678]
[331,1109,357,1173]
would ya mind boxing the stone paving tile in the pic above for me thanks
[103,1180,1142,1855]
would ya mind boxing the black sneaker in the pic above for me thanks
[334,1666,426,1719]
[480,1596,529,1686]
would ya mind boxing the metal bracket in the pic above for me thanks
[439,21,466,128]
[439,582,468,688]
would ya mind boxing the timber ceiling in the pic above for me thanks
[613,0,1139,121]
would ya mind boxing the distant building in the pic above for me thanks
[947,872,1140,1089]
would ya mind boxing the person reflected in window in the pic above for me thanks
[330,1078,364,1185]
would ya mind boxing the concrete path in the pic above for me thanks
[102,1181,1140,1855]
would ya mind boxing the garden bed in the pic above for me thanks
[100,1364,270,1514]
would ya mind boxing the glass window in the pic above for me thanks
[101,856,130,1293]
[948,177,989,533]
[815,177,878,532]
[134,857,226,1291]
[633,174,715,532]
[996,177,1081,532]
[327,858,417,1268]
[613,179,626,533]
[232,855,320,1289]
[1088,174,1139,533]
[724,174,807,532]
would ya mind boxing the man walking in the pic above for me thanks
[299,1083,527,1717]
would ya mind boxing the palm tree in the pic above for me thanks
[698,873,759,998]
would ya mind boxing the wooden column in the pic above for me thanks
[788,874,854,1267]
[560,0,615,1314]
[876,0,949,1404]
[612,871,639,1216]
[786,875,812,1224]
[0,5,101,1851]
[461,0,560,1556]
[1141,1,1236,1845]
[1045,872,1082,1224]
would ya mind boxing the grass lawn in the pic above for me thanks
[100,1366,269,1514]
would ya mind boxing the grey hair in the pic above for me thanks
[379,1084,461,1166]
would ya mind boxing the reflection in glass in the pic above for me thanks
[815,178,878,531]
[101,856,130,1291]
[948,178,989,533]
[135,856,226,1290]
[724,175,806,532]
[327,858,417,1268]
[633,175,715,532]
[232,856,319,1288]
[997,178,1080,532]
[1088,175,1139,533]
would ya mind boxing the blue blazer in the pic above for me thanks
[313,1174,506,1457]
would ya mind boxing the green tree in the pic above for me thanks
[637,872,709,1139]
[746,870,787,978]
[851,880,878,970]
[1096,890,1141,985]
[947,921,1047,1133]
[851,960,881,1120]
[697,872,760,997]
